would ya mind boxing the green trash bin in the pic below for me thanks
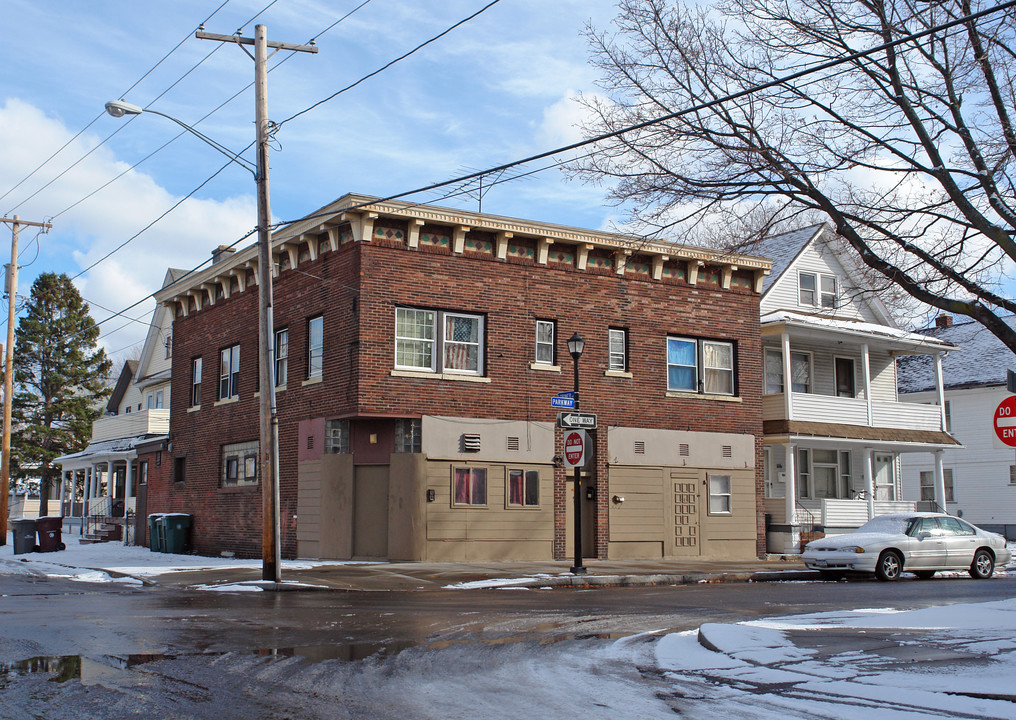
[147,514,165,552]
[12,518,38,555]
[163,513,192,554]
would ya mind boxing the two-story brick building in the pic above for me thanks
[150,194,771,562]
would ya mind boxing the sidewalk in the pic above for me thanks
[2,532,815,591]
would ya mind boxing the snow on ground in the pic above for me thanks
[1,531,376,587]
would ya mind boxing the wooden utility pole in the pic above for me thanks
[0,215,51,545]
[196,25,317,582]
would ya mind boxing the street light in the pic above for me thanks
[567,332,587,575]
[105,94,281,583]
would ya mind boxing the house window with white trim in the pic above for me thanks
[708,474,732,514]
[920,469,955,502]
[667,337,735,395]
[275,328,289,387]
[535,320,555,365]
[219,344,240,399]
[191,357,202,407]
[395,307,484,375]
[307,316,323,379]
[608,328,627,371]
[799,271,837,308]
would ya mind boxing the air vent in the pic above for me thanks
[307,435,314,450]
[634,441,646,455]
[507,436,520,452]
[462,434,481,452]
[722,445,732,458]
[679,443,690,457]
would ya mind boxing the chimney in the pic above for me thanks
[935,314,953,328]
[211,245,236,265]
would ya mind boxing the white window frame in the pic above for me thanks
[920,468,955,503]
[764,348,784,394]
[707,474,732,515]
[535,320,555,365]
[799,271,838,308]
[191,357,202,407]
[790,351,812,394]
[395,307,485,376]
[307,316,323,379]
[608,328,627,371]
[667,337,735,396]
[275,328,289,387]
[219,344,240,399]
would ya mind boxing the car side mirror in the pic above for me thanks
[918,531,930,541]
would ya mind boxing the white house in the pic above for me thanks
[54,268,182,540]
[898,315,1016,539]
[754,225,959,552]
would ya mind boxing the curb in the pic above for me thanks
[444,568,819,591]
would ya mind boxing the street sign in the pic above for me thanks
[563,429,588,467]
[994,395,1016,447]
[557,411,597,429]
[556,391,575,398]
[551,396,575,409]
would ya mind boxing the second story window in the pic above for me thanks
[667,337,735,396]
[395,307,484,375]
[275,328,289,387]
[219,344,240,400]
[535,320,555,365]
[307,316,323,379]
[191,357,202,407]
[608,328,628,371]
[799,271,837,308]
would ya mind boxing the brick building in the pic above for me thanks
[151,194,771,562]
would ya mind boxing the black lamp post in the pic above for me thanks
[567,332,587,575]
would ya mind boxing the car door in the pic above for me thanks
[939,516,979,568]
[907,517,947,568]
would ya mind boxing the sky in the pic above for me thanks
[0,0,622,367]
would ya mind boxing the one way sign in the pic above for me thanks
[557,412,597,429]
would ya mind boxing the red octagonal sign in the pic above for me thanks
[994,396,1016,447]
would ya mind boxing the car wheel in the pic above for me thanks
[914,570,935,580]
[875,550,903,581]
[969,549,994,579]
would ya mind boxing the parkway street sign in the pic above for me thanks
[551,395,575,409]
[557,412,597,429]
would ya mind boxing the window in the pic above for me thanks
[1010,465,1016,485]
[173,456,186,484]
[667,337,735,395]
[146,392,154,409]
[799,271,838,308]
[944,400,952,432]
[834,357,855,398]
[307,316,323,379]
[165,335,172,359]
[790,352,812,393]
[191,357,202,407]
[508,469,539,507]
[608,328,627,371]
[797,448,811,499]
[219,344,240,399]
[799,272,816,305]
[325,419,350,454]
[275,328,289,387]
[764,349,784,394]
[919,469,955,502]
[708,474,732,514]
[395,307,484,375]
[395,419,421,453]
[221,440,259,487]
[453,467,487,506]
[535,320,555,365]
[146,391,164,409]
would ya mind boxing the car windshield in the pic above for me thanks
[854,515,913,536]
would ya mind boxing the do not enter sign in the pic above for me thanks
[994,396,1016,447]
[563,429,588,468]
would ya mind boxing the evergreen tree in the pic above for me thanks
[10,273,111,516]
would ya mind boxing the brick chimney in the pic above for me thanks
[211,245,236,265]
[935,314,953,328]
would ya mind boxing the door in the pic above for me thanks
[564,470,596,559]
[908,516,947,568]
[939,516,979,567]
[352,465,389,559]
[835,357,856,398]
[874,454,896,500]
[672,473,700,556]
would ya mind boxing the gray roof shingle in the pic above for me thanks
[897,316,1016,393]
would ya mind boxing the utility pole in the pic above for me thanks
[197,25,317,582]
[0,215,51,545]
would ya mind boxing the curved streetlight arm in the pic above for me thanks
[105,100,257,176]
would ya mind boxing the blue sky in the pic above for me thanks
[0,0,622,363]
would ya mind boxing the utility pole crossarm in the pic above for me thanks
[195,30,318,54]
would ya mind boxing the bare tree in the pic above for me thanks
[571,0,1016,344]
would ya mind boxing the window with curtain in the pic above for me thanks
[667,337,735,395]
[507,469,539,507]
[395,307,484,375]
[453,467,487,506]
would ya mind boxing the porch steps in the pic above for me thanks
[81,518,123,544]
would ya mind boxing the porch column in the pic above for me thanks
[124,458,134,546]
[863,448,875,519]
[58,470,66,516]
[933,449,947,513]
[934,352,947,432]
[784,443,797,528]
[782,330,793,419]
[861,343,872,427]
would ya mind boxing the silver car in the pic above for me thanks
[802,512,1012,581]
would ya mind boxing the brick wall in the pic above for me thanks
[155,232,763,559]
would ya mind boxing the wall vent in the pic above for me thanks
[722,445,732,458]
[634,441,646,455]
[507,436,520,452]
[679,443,690,456]
[462,434,481,452]
[306,435,314,450]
